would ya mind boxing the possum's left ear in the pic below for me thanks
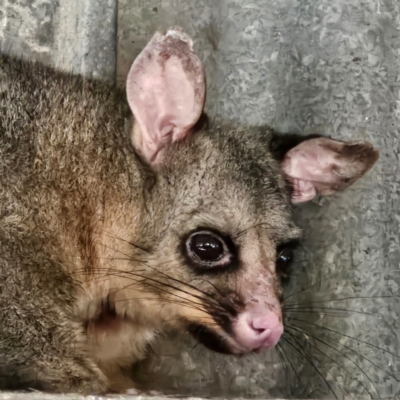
[126,27,205,167]
[272,135,379,203]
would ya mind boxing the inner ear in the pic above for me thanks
[126,27,206,166]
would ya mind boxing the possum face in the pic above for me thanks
[140,127,301,354]
[123,27,379,354]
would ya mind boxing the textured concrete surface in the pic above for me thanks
[0,394,291,400]
[0,393,258,400]
[1,0,400,399]
[0,394,138,400]
[0,0,117,82]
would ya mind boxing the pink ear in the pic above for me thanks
[281,137,379,203]
[126,27,206,165]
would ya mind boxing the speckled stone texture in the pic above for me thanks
[1,0,399,398]
[0,393,222,400]
[0,0,117,82]
[118,1,400,398]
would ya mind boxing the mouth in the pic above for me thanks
[187,322,239,354]
[183,286,284,354]
[187,320,283,355]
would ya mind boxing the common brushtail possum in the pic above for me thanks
[0,27,379,394]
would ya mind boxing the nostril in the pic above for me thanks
[252,326,271,335]
[234,311,283,352]
[250,313,280,333]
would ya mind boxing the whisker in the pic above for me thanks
[190,278,237,309]
[281,342,302,387]
[91,241,147,265]
[289,333,355,400]
[235,222,275,238]
[288,331,356,398]
[93,256,148,263]
[284,307,376,317]
[283,274,354,302]
[281,334,338,399]
[276,342,301,394]
[189,341,201,353]
[285,295,399,307]
[92,243,229,312]
[74,266,229,325]
[275,344,291,395]
[79,267,211,314]
[112,295,213,317]
[188,323,230,352]
[102,270,217,314]
[286,316,400,361]
[107,267,229,315]
[85,246,228,314]
[286,320,400,383]
[95,229,150,253]
[275,343,287,377]
[91,242,149,266]
[285,325,379,397]
[135,263,229,310]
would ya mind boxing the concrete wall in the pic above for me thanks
[1,0,400,398]
[0,0,117,83]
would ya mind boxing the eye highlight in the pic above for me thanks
[276,248,294,279]
[184,229,236,272]
[190,232,224,262]
[276,240,298,281]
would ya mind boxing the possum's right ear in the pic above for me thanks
[126,27,206,166]
[277,136,379,203]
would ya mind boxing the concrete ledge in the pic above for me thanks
[0,393,291,400]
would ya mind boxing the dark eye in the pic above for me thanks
[276,248,294,279]
[185,230,234,270]
[190,233,224,261]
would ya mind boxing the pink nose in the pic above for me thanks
[233,312,283,352]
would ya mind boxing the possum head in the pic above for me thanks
[121,27,379,354]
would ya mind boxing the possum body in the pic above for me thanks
[0,27,379,394]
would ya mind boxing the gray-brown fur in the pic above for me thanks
[0,27,378,395]
[0,55,131,392]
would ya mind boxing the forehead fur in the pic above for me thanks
[152,122,299,244]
